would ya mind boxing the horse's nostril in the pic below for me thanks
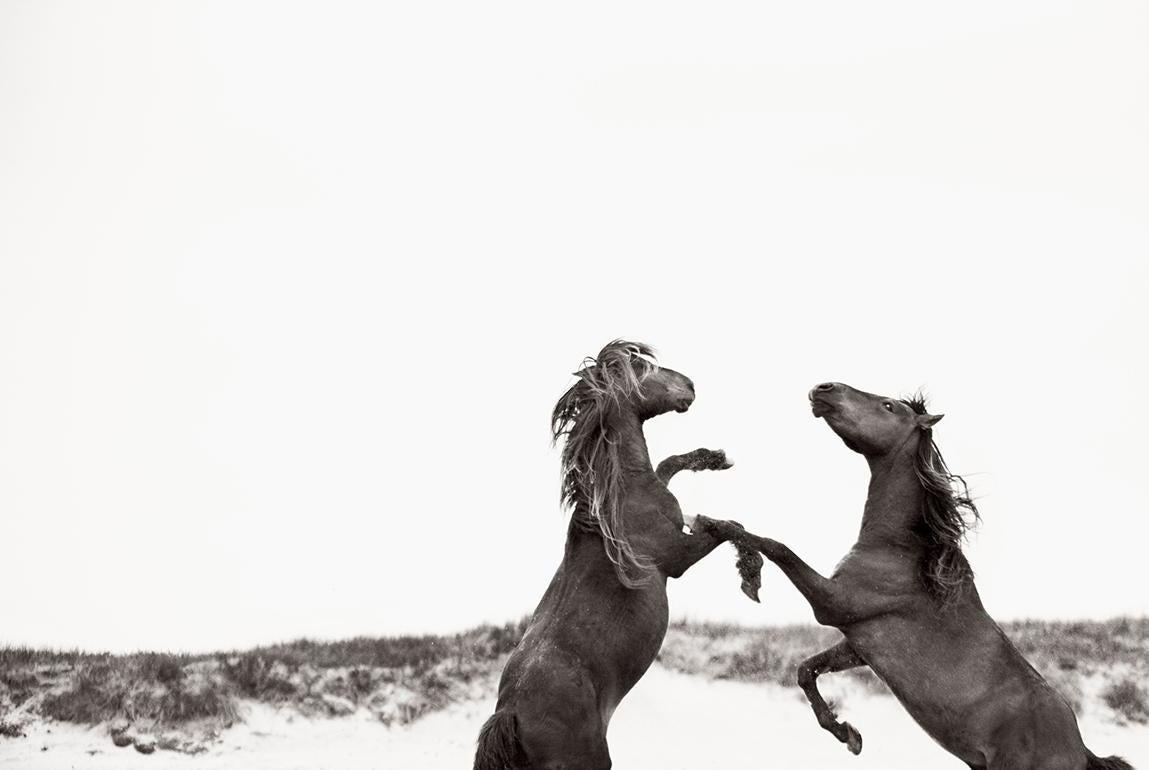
[816,382,835,392]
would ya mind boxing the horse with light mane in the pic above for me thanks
[744,382,1132,770]
[473,341,747,770]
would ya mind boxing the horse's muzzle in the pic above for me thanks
[810,401,834,418]
[809,383,838,417]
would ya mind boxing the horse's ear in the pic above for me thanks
[916,413,944,430]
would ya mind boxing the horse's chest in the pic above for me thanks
[646,487,684,527]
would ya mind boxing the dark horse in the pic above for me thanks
[743,382,1131,770]
[473,341,747,770]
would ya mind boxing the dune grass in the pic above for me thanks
[0,620,529,733]
[658,621,887,690]
[660,616,1149,683]
[659,616,1149,717]
[2,616,1146,736]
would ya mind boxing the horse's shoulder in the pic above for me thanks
[625,479,682,523]
[833,544,919,591]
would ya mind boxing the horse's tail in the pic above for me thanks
[1087,750,1135,770]
[473,709,522,770]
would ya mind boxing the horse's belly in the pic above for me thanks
[523,583,668,723]
[848,622,1008,763]
[598,592,669,699]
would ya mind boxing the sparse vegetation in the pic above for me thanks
[0,617,530,745]
[661,617,1149,715]
[659,622,889,691]
[40,665,126,723]
[1102,678,1149,724]
[1007,616,1149,673]
[1,614,1145,753]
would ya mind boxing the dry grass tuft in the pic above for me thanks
[1102,678,1149,724]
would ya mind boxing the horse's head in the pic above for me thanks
[808,382,943,458]
[634,360,695,420]
[811,382,979,603]
[553,341,694,426]
[551,340,694,588]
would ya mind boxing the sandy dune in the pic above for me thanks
[3,665,1145,769]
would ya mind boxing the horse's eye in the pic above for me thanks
[883,402,894,412]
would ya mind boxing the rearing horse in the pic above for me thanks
[473,341,746,770]
[744,382,1132,770]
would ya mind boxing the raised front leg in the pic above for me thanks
[691,516,764,602]
[652,449,760,598]
[797,640,865,755]
[639,514,764,602]
[741,533,850,624]
[655,448,733,486]
[654,514,736,579]
[740,533,908,626]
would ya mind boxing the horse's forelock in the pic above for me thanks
[586,340,658,401]
[902,390,930,415]
[550,341,659,588]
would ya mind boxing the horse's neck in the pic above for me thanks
[610,409,655,478]
[857,451,927,551]
[565,409,655,542]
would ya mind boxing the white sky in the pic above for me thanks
[1,1,1147,653]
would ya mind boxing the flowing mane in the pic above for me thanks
[903,394,980,605]
[551,340,658,588]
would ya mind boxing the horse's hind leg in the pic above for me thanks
[797,640,866,755]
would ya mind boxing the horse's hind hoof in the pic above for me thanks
[740,580,760,603]
[843,722,862,755]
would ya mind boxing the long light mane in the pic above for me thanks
[904,394,981,605]
[551,340,658,588]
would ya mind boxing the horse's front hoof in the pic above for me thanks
[693,448,732,471]
[843,722,862,755]
[735,545,763,603]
